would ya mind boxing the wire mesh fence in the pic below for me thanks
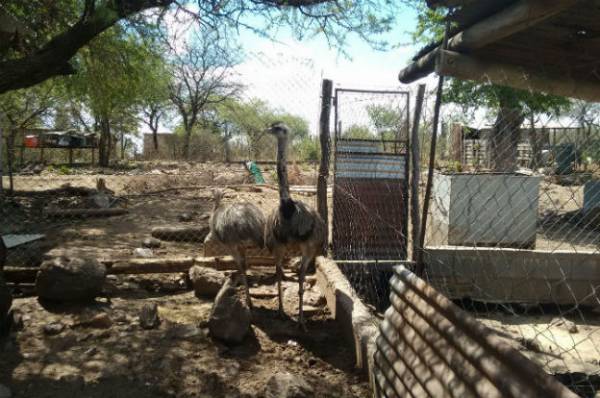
[4,46,600,397]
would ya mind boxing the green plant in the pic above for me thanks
[58,165,72,175]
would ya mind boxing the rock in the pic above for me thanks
[264,372,314,398]
[199,213,210,221]
[36,256,106,302]
[551,317,578,334]
[209,277,251,344]
[76,313,112,329]
[9,310,23,331]
[189,266,226,298]
[133,248,154,258]
[89,191,112,209]
[43,322,65,336]
[0,384,11,398]
[139,303,160,330]
[141,237,162,249]
[178,212,193,222]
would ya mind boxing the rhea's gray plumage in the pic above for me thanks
[264,121,325,330]
[207,188,266,308]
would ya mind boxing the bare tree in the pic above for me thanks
[168,35,241,159]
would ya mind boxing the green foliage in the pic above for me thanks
[366,104,406,139]
[294,136,320,162]
[215,98,310,159]
[58,165,73,175]
[343,124,374,139]
[0,79,61,130]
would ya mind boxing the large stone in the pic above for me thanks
[189,266,226,298]
[264,372,314,398]
[139,303,160,330]
[36,256,106,302]
[208,277,250,344]
[0,383,11,398]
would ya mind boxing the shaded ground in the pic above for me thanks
[1,270,369,398]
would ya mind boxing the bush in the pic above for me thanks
[294,137,320,162]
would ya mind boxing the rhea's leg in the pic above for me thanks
[232,246,252,309]
[297,254,311,331]
[274,247,285,317]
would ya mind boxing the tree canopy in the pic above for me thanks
[0,0,399,94]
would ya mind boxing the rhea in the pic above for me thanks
[206,188,266,308]
[265,122,325,329]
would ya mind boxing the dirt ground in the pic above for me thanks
[1,269,369,398]
[1,162,370,398]
[3,161,600,397]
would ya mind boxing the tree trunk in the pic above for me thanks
[121,131,125,160]
[528,113,540,170]
[6,130,15,194]
[490,102,524,172]
[183,126,192,160]
[98,117,111,167]
[152,127,159,152]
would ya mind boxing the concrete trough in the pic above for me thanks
[584,180,600,227]
[424,246,600,306]
[315,257,381,388]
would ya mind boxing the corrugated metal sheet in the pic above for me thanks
[373,266,578,398]
[333,138,408,260]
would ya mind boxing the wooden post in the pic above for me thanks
[410,85,426,262]
[68,147,73,166]
[0,124,3,196]
[317,79,333,255]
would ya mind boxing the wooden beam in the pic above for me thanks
[436,50,600,102]
[4,256,279,283]
[399,0,578,83]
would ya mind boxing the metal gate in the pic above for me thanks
[332,89,410,260]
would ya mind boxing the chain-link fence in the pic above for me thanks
[5,46,600,397]
[0,49,322,292]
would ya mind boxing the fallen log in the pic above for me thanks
[151,226,210,242]
[3,267,39,283]
[195,256,277,270]
[108,257,195,274]
[45,208,128,218]
[4,255,279,283]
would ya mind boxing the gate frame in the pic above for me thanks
[332,88,411,260]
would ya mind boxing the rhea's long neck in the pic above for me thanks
[276,135,290,201]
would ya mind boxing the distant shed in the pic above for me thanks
[399,0,600,102]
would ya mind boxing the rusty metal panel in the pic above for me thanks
[333,178,407,260]
[373,266,578,398]
[332,138,408,260]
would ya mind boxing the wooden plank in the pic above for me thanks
[436,49,600,102]
[45,208,128,218]
[399,0,578,83]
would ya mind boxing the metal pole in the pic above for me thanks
[416,20,451,277]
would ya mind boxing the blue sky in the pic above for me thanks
[235,6,420,85]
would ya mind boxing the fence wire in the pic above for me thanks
[5,48,600,398]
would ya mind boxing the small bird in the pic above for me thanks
[264,122,325,329]
[206,188,266,308]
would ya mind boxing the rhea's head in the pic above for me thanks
[211,188,225,208]
[266,121,289,139]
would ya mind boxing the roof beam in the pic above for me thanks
[436,50,600,102]
[399,0,579,83]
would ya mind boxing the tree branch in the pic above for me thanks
[0,0,174,94]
